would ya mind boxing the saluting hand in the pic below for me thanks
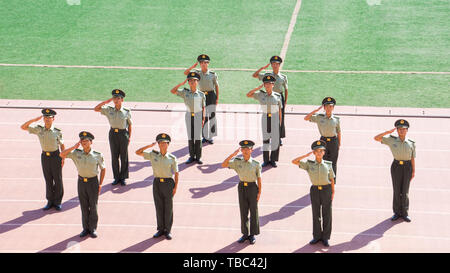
[262,63,270,69]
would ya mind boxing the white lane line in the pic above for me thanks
[279,0,303,69]
[1,222,449,242]
[1,63,448,75]
[1,177,449,192]
[0,199,449,215]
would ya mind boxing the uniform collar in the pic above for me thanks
[44,124,54,131]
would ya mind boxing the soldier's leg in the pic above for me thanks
[390,162,402,216]
[77,178,90,231]
[194,140,202,160]
[162,179,175,233]
[401,163,413,217]
[248,183,260,236]
[153,180,165,232]
[87,177,99,231]
[52,153,64,206]
[188,140,195,158]
[109,129,120,180]
[321,186,333,240]
[118,131,129,180]
[41,154,54,204]
[310,186,322,240]
[280,93,286,139]
[238,183,250,236]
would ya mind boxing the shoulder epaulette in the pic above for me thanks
[93,151,102,155]
[54,127,61,131]
[152,149,160,155]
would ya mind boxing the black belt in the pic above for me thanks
[42,150,59,157]
[78,175,97,183]
[154,177,173,183]
[111,128,127,133]
[393,160,411,166]
[202,90,215,95]
[320,136,337,142]
[239,181,256,187]
[312,184,331,190]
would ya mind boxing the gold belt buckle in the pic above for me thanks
[46,152,50,156]
[399,161,404,165]
[244,182,248,187]
[160,178,164,182]
[114,128,119,133]
[327,138,331,142]
[204,91,208,95]
[83,178,88,182]
[318,186,323,190]
[191,113,195,117]
[268,113,272,117]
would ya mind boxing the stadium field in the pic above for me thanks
[0,0,448,107]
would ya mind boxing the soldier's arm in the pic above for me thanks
[374,128,396,142]
[173,172,179,196]
[411,157,415,180]
[304,105,323,121]
[215,82,219,105]
[291,151,313,165]
[127,122,132,144]
[330,177,335,201]
[337,131,341,148]
[20,116,42,130]
[60,141,81,159]
[183,62,198,75]
[221,148,240,168]
[252,63,270,78]
[284,88,288,104]
[170,79,188,95]
[256,177,262,201]
[98,167,106,194]
[135,142,156,156]
[246,84,263,98]
[60,143,66,167]
[94,98,113,112]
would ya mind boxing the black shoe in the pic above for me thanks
[90,229,98,238]
[280,139,283,146]
[261,162,271,167]
[202,138,207,144]
[207,139,214,144]
[165,232,172,240]
[43,202,52,211]
[153,230,165,238]
[322,239,330,247]
[112,179,120,185]
[54,204,62,211]
[248,235,256,244]
[185,157,195,164]
[391,214,401,221]
[237,235,248,243]
[309,238,321,245]
[79,230,90,238]
[196,159,203,164]
[270,161,277,168]
[120,179,127,186]
[402,216,411,222]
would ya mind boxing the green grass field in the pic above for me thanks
[0,0,448,107]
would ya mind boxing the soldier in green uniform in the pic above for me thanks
[21,108,65,211]
[247,75,282,167]
[222,140,262,245]
[94,89,132,186]
[135,133,179,240]
[292,140,335,247]
[304,97,341,181]
[60,131,106,238]
[184,54,219,144]
[253,56,288,145]
[170,72,206,164]
[374,119,416,222]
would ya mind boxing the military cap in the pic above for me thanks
[112,89,126,98]
[311,140,327,150]
[197,54,210,62]
[270,55,283,63]
[262,74,276,83]
[42,108,56,117]
[156,133,171,143]
[79,131,95,141]
[395,119,410,129]
[322,97,336,105]
[239,140,255,148]
[187,71,201,80]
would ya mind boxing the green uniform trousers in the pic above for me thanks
[310,184,332,241]
[77,176,99,231]
[41,150,64,206]
[238,181,260,236]
[390,160,412,217]
[153,177,175,233]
